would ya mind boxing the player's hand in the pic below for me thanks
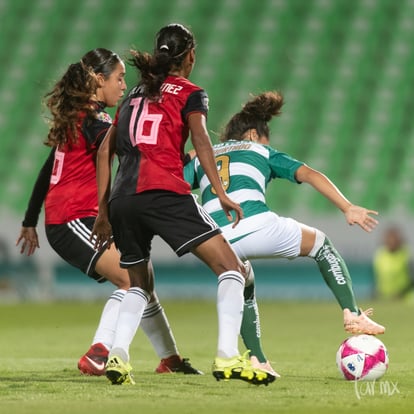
[91,214,113,250]
[344,205,379,232]
[16,227,40,256]
[186,149,196,160]
[219,195,244,228]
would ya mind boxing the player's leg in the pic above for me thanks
[52,217,196,376]
[156,193,274,385]
[301,224,360,312]
[88,243,129,352]
[78,287,126,375]
[103,194,158,384]
[192,234,245,359]
[45,219,125,376]
[154,194,243,361]
[301,224,385,335]
[240,260,279,377]
[241,260,265,360]
[191,234,274,385]
[94,248,202,374]
[142,296,203,374]
[220,212,291,376]
[105,260,152,385]
[77,245,140,377]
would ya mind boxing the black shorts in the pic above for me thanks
[45,217,109,283]
[109,191,221,268]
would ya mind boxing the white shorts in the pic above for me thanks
[221,211,303,260]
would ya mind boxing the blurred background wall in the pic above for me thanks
[1,0,413,301]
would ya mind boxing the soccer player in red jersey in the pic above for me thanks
[16,48,202,377]
[92,24,274,386]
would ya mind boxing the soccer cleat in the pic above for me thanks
[155,355,204,374]
[212,351,275,386]
[77,342,109,376]
[105,355,135,385]
[343,308,385,335]
[250,356,281,379]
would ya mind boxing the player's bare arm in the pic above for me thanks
[91,125,117,250]
[295,164,379,232]
[188,112,243,227]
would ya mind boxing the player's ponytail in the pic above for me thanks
[221,91,284,142]
[243,91,283,123]
[129,23,195,100]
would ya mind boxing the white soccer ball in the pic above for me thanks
[336,334,389,381]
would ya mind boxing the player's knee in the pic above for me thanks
[307,228,326,258]
[244,260,255,286]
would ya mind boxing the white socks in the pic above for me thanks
[92,288,179,361]
[140,299,179,359]
[92,289,126,350]
[109,287,150,361]
[216,271,245,358]
[94,272,245,361]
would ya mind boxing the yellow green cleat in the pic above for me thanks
[105,355,135,385]
[212,351,275,386]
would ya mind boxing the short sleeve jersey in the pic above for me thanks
[110,75,209,201]
[44,106,112,224]
[184,140,304,227]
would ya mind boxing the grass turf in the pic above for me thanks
[0,300,412,414]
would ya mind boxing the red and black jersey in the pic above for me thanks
[110,75,208,201]
[23,104,112,226]
[45,108,111,224]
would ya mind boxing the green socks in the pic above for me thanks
[314,237,359,313]
[241,279,267,363]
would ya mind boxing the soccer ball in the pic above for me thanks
[336,334,389,381]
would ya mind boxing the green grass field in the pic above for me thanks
[0,300,412,414]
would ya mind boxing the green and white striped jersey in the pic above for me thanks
[184,140,304,227]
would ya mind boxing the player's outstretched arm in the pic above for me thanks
[295,164,379,232]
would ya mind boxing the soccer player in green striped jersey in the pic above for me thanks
[185,91,385,376]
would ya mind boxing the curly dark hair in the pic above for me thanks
[44,48,122,147]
